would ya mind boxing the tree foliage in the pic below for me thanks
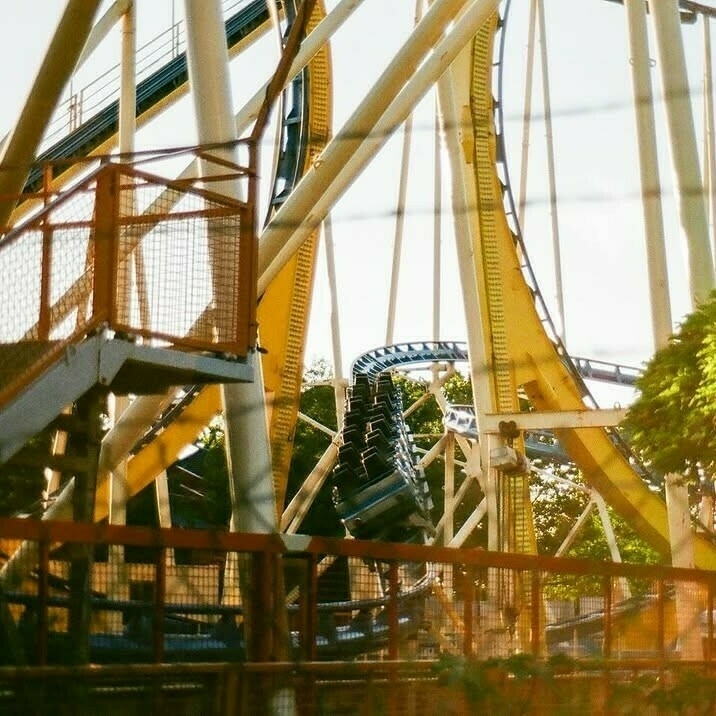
[130,359,656,567]
[623,291,716,481]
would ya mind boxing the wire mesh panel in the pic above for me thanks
[3,520,716,713]
[0,179,98,403]
[0,665,224,716]
[114,169,252,354]
[0,161,256,408]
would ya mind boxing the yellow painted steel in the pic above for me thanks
[95,385,221,522]
[467,13,716,566]
[8,3,714,575]
[114,3,330,518]
[259,3,331,518]
[469,15,536,557]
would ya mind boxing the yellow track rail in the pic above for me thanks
[468,11,716,567]
[260,3,332,517]
[105,3,331,523]
[470,15,536,556]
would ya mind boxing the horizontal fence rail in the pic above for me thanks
[0,160,257,409]
[2,518,716,713]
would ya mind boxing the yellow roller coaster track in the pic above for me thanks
[469,13,536,558]
[104,2,330,524]
[466,9,716,567]
[260,2,332,515]
[23,2,715,573]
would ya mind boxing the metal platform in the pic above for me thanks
[0,331,253,466]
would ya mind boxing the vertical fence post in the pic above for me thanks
[657,579,666,663]
[38,166,53,340]
[306,554,318,714]
[707,580,714,664]
[37,538,50,666]
[306,554,318,662]
[387,560,400,716]
[241,140,258,352]
[531,570,540,657]
[603,575,612,660]
[248,551,273,662]
[463,565,474,657]
[153,546,166,663]
[92,165,118,324]
[388,561,399,660]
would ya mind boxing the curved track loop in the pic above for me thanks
[9,2,713,569]
[472,4,716,564]
[350,340,640,386]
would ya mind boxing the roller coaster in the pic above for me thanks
[1,0,715,669]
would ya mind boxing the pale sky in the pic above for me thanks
[1,0,713,408]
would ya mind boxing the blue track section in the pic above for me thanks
[348,342,644,473]
[350,341,472,380]
[351,341,640,386]
[23,0,271,194]
[5,577,431,664]
[443,405,571,464]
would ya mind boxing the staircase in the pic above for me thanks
[0,161,257,475]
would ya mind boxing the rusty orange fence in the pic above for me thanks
[0,160,256,410]
[2,517,716,713]
[0,517,715,664]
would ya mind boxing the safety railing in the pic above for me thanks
[1,518,716,712]
[0,518,714,665]
[39,0,260,152]
[0,160,256,408]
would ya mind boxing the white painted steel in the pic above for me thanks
[624,0,672,349]
[0,0,103,230]
[517,0,537,232]
[537,0,566,345]
[651,0,715,305]
[184,0,276,537]
[703,18,716,275]
[258,0,500,292]
[323,215,347,427]
[480,407,627,431]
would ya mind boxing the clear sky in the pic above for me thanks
[1,0,713,408]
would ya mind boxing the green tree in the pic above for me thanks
[623,290,716,482]
[282,359,342,536]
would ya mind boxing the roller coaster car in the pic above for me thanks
[334,463,426,540]
[366,426,391,449]
[331,370,434,541]
[331,465,367,501]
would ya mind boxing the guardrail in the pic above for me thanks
[0,159,256,408]
[1,518,716,712]
[0,518,714,666]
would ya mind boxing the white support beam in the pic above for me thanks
[651,0,715,305]
[0,0,102,229]
[448,498,487,549]
[259,0,500,294]
[624,0,672,349]
[480,408,627,432]
[555,500,596,558]
[281,442,339,533]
